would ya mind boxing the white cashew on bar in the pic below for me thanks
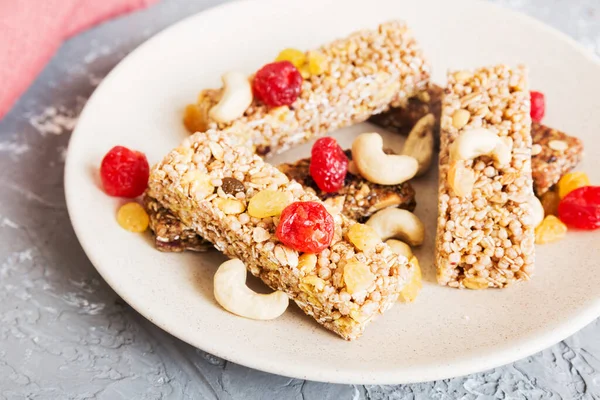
[401,113,435,176]
[529,195,545,228]
[449,127,511,166]
[366,208,425,246]
[209,71,253,124]
[213,259,289,320]
[351,132,419,185]
[385,239,413,259]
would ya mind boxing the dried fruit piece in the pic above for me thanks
[347,223,381,251]
[557,171,590,199]
[343,259,375,294]
[253,61,303,107]
[221,177,245,196]
[398,256,422,302]
[307,51,328,75]
[530,91,545,123]
[276,201,334,253]
[558,186,600,230]
[463,277,489,290]
[309,137,348,193]
[540,190,560,216]
[248,190,293,218]
[100,146,149,198]
[117,202,149,232]
[535,215,568,244]
[275,48,306,69]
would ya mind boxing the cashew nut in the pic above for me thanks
[209,72,253,124]
[528,195,545,228]
[366,208,424,246]
[213,259,289,320]
[449,128,511,166]
[401,114,435,176]
[385,239,413,259]
[351,133,419,185]
[447,161,476,197]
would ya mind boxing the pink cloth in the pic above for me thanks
[0,0,157,120]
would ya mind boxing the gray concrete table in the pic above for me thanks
[1,0,598,398]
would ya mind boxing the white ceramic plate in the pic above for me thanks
[65,0,600,384]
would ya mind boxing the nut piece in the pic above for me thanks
[463,277,489,290]
[366,208,425,246]
[447,161,476,197]
[298,253,317,274]
[209,71,253,123]
[385,239,412,259]
[398,256,422,302]
[401,113,435,176]
[347,223,381,251]
[352,132,419,185]
[449,128,510,166]
[343,259,375,295]
[548,140,568,152]
[528,196,545,228]
[182,170,215,200]
[452,109,471,129]
[247,190,293,218]
[214,198,246,215]
[213,259,289,320]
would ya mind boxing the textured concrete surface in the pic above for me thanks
[0,0,599,398]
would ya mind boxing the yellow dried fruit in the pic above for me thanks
[307,51,329,75]
[298,64,311,79]
[540,190,560,216]
[557,171,590,199]
[343,259,375,294]
[347,224,381,251]
[398,256,422,302]
[247,190,293,218]
[214,198,246,215]
[535,215,567,244]
[275,48,306,69]
[117,202,149,233]
[298,253,317,274]
[183,103,209,133]
[463,277,489,290]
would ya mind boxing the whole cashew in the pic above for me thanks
[213,259,289,320]
[385,239,413,259]
[528,195,545,228]
[450,128,511,166]
[366,208,424,246]
[352,133,419,185]
[401,113,435,176]
[209,72,253,124]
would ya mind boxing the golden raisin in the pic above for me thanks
[535,215,567,244]
[557,171,590,199]
[347,224,381,251]
[540,190,560,216]
[247,190,293,218]
[307,51,329,75]
[117,202,149,233]
[275,48,306,69]
[398,256,422,302]
[343,259,375,294]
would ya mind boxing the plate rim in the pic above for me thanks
[64,0,600,384]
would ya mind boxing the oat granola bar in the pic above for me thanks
[371,85,584,195]
[147,130,413,340]
[185,21,430,157]
[436,65,536,289]
[146,150,416,252]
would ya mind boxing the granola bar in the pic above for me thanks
[370,84,584,195]
[531,122,584,195]
[147,130,413,340]
[436,65,535,289]
[184,21,430,157]
[146,150,416,252]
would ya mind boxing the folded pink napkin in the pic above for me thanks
[0,0,157,120]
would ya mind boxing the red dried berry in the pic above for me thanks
[309,137,348,193]
[100,146,149,198]
[530,91,545,123]
[558,186,600,230]
[276,201,334,253]
[253,61,303,107]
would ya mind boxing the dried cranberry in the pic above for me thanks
[253,61,303,107]
[276,201,334,253]
[530,91,545,123]
[558,186,600,230]
[100,146,149,198]
[309,137,348,193]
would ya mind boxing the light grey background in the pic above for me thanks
[0,0,599,399]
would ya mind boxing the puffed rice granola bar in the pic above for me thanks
[146,130,414,340]
[185,20,430,157]
[436,65,536,289]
